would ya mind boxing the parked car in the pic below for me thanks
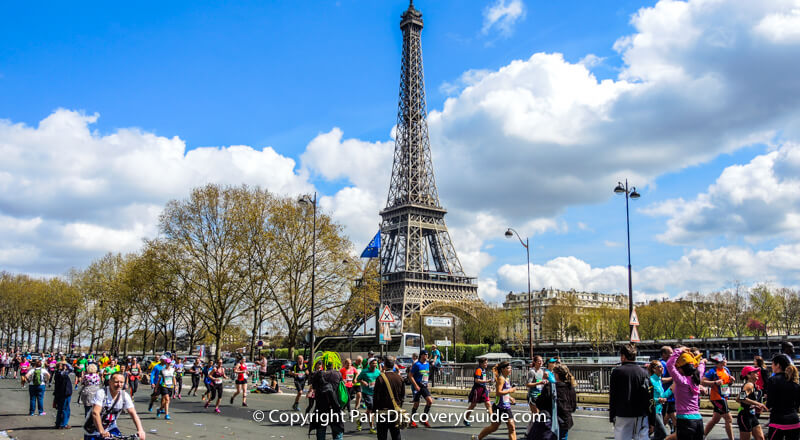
[395,356,413,371]
[266,359,295,376]
[182,356,198,370]
[510,359,530,368]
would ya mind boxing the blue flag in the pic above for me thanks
[360,230,381,258]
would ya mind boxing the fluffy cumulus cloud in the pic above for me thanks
[497,243,800,301]
[482,0,526,37]
[0,109,312,273]
[644,141,800,244]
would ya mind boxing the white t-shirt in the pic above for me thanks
[161,367,175,388]
[84,387,134,435]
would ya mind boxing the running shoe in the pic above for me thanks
[156,409,162,418]
[471,435,478,440]
[242,402,247,407]
[292,403,299,411]
[423,421,431,428]
[204,401,210,409]
[165,414,171,420]
[40,412,46,416]
[230,397,234,404]
[369,428,377,434]
[356,420,362,431]
[148,402,153,412]
[464,419,471,426]
[214,408,220,414]
[410,421,417,428]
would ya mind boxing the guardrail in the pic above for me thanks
[430,363,748,395]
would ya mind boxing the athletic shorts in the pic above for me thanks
[361,394,374,411]
[527,390,541,405]
[75,370,83,378]
[736,411,759,433]
[676,418,704,440]
[235,379,247,385]
[665,401,676,414]
[492,403,513,421]
[766,426,800,440]
[710,399,729,414]
[412,384,431,402]
[352,384,361,393]
[469,386,490,404]
[158,385,174,397]
[294,379,306,392]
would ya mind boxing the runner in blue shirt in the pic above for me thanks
[409,350,433,428]
[147,356,168,412]
[659,346,676,434]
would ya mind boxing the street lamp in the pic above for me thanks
[505,227,533,361]
[613,180,641,335]
[298,192,317,358]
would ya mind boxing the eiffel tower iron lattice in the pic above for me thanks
[380,1,480,330]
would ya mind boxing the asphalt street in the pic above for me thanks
[0,378,744,440]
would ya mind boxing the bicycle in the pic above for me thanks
[107,434,139,440]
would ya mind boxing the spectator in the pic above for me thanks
[780,341,796,365]
[764,354,800,440]
[308,352,344,440]
[53,358,74,429]
[374,356,405,440]
[529,364,577,440]
[658,346,676,435]
[26,359,49,416]
[609,344,650,440]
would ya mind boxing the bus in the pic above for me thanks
[314,333,423,360]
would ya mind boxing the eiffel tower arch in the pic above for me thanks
[380,1,482,330]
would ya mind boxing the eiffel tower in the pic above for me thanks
[380,0,480,330]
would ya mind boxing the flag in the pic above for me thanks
[360,230,381,258]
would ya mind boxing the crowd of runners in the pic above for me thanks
[1,340,799,440]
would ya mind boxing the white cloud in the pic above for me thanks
[0,109,312,274]
[495,243,800,302]
[482,0,526,37]
[644,141,800,244]
[754,6,800,43]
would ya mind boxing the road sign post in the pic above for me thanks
[421,315,457,361]
[630,308,640,343]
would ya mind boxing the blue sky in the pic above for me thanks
[2,0,800,302]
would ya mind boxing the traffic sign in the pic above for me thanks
[424,316,453,327]
[378,305,395,323]
[257,340,264,347]
[630,326,640,343]
[629,309,640,326]
[435,339,452,347]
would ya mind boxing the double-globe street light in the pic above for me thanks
[298,192,317,357]
[614,180,641,335]
[505,228,533,361]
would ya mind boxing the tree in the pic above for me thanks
[750,284,779,339]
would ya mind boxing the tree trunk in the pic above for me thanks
[123,323,130,358]
[214,331,222,360]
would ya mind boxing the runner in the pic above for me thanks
[464,357,493,426]
[659,346,676,434]
[473,361,516,440]
[409,349,433,428]
[25,359,49,416]
[525,356,547,414]
[99,352,110,369]
[648,360,674,440]
[754,356,768,391]
[0,350,8,378]
[11,354,20,380]
[257,355,268,384]
[352,356,363,412]
[736,366,767,440]
[188,359,202,396]
[19,356,31,387]
[230,357,249,407]
[666,346,706,440]
[530,364,577,440]
[339,358,357,412]
[156,358,176,420]
[147,355,168,412]
[204,358,227,413]
[46,353,57,386]
[127,358,141,399]
[75,353,88,389]
[174,357,185,399]
[288,354,308,411]
[356,357,381,434]
[201,360,214,402]
[703,353,735,440]
[764,354,800,440]
[83,371,146,440]
[102,358,120,387]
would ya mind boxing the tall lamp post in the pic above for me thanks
[613,180,641,334]
[505,227,533,361]
[298,192,317,357]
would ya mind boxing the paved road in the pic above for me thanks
[0,378,743,439]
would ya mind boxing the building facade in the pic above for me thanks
[502,288,627,341]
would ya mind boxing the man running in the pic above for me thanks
[409,350,433,428]
[356,357,381,434]
[148,355,168,412]
[174,357,185,399]
[703,353,735,440]
[464,357,493,426]
[288,355,308,411]
[74,353,88,389]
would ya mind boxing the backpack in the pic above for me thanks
[32,368,43,386]
[337,381,349,407]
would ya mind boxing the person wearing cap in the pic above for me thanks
[666,346,706,440]
[609,344,650,440]
[736,365,767,440]
[429,344,442,387]
[702,353,735,440]
[148,356,168,412]
[409,350,433,428]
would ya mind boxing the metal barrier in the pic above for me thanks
[431,363,747,395]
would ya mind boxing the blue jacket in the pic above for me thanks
[650,373,673,415]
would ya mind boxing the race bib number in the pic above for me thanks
[214,378,223,384]
[368,381,376,389]
[164,376,174,387]
[421,370,429,385]
[502,394,511,404]
[721,384,730,397]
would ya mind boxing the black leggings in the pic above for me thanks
[176,374,183,395]
[190,375,200,394]
[767,427,800,440]
[676,418,704,440]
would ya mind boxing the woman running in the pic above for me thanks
[19,357,31,387]
[128,358,141,399]
[464,357,492,426]
[764,354,800,440]
[667,346,705,440]
[649,360,674,440]
[230,357,249,407]
[157,359,176,420]
[204,358,227,413]
[189,359,202,396]
[174,358,185,399]
[737,366,767,440]
[474,361,517,440]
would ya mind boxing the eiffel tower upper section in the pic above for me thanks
[380,1,479,324]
